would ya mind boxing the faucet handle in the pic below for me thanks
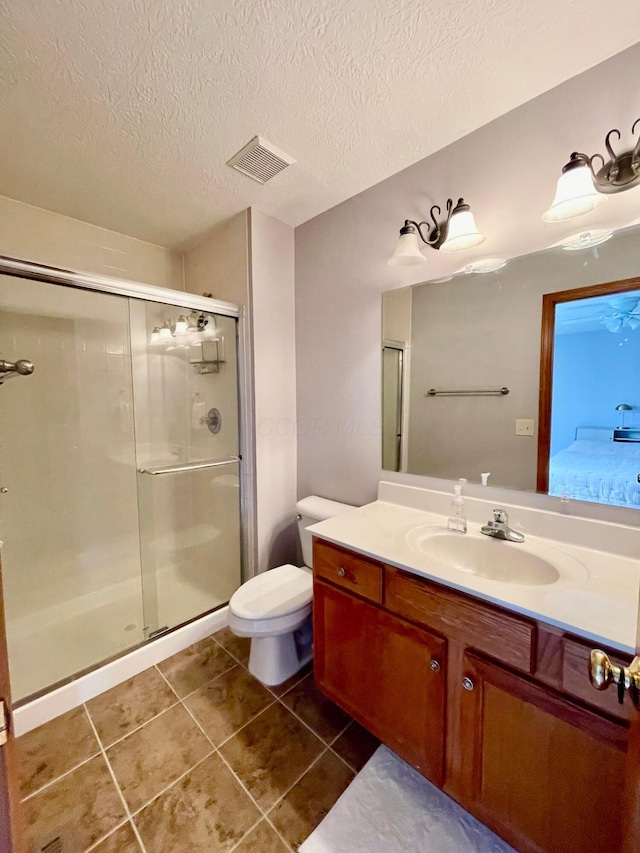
[492,508,508,524]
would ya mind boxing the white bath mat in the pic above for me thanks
[300,746,515,853]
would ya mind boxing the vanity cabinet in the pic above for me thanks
[314,578,446,784]
[458,652,627,853]
[312,538,631,853]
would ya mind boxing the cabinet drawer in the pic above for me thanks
[313,538,383,603]
[561,637,634,723]
[385,567,535,673]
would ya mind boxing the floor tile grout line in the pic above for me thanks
[155,655,238,702]
[209,697,279,751]
[209,631,251,668]
[162,660,246,704]
[212,747,295,852]
[264,744,330,820]
[152,663,182,700]
[86,697,183,752]
[81,818,132,853]
[266,666,313,700]
[225,815,266,853]
[128,747,217,820]
[262,814,297,853]
[20,747,103,803]
[83,703,150,853]
[326,741,364,776]
[273,690,348,752]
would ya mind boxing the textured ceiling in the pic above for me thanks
[0,0,639,249]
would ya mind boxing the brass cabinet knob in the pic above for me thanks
[589,649,640,706]
[337,567,345,578]
[462,676,475,691]
[430,660,441,673]
[589,649,618,691]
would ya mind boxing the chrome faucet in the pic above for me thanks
[480,508,525,543]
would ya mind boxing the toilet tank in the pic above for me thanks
[296,496,355,568]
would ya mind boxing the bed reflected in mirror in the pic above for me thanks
[538,277,640,509]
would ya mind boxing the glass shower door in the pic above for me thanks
[130,300,241,636]
[0,275,145,700]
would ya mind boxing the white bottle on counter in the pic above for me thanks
[447,482,467,534]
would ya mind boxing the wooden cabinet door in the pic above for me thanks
[458,652,628,853]
[314,579,446,784]
[0,554,23,852]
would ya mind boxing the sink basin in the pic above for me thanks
[404,528,578,586]
[417,534,559,585]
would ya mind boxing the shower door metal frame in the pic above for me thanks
[0,253,257,594]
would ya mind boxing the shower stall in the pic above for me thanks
[0,262,245,701]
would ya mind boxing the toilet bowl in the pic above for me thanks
[228,496,355,686]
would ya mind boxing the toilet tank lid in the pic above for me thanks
[295,495,356,522]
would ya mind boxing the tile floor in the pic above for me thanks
[17,627,380,853]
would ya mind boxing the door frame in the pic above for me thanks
[537,275,640,492]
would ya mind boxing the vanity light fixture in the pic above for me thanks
[543,119,640,222]
[148,312,220,347]
[388,198,485,266]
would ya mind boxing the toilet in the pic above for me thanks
[228,496,355,686]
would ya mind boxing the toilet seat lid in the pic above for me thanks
[230,564,312,620]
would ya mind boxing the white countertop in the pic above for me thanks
[309,497,640,655]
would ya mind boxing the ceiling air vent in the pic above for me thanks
[226,136,295,184]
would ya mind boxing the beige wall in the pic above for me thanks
[0,195,183,289]
[295,43,640,524]
[184,211,250,305]
[185,208,297,572]
[250,209,298,570]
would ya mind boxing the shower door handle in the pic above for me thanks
[138,456,241,475]
[0,359,34,384]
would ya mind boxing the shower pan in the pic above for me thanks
[0,263,245,701]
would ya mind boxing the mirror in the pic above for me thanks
[382,223,640,510]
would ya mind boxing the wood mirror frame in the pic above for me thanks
[537,275,640,494]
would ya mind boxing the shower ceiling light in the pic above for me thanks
[388,198,485,267]
[544,119,640,222]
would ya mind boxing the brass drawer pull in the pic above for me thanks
[462,676,475,691]
[337,567,346,578]
[430,660,441,673]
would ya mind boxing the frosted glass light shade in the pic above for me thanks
[439,209,485,253]
[158,325,173,342]
[174,315,189,334]
[543,164,606,222]
[388,231,427,266]
[203,318,219,339]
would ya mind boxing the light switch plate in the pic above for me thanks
[515,419,535,436]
